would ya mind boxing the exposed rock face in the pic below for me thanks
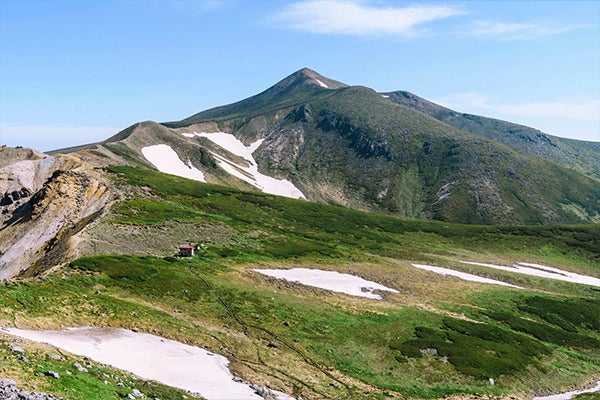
[0,378,63,400]
[0,147,114,280]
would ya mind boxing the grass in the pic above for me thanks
[106,166,600,270]
[2,251,598,399]
[1,165,599,399]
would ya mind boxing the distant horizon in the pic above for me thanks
[1,1,598,151]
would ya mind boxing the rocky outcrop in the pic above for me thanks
[0,378,63,400]
[0,147,114,279]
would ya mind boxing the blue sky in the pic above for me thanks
[1,0,598,151]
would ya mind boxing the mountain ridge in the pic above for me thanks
[55,68,600,225]
[385,90,600,181]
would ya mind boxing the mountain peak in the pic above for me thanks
[276,68,348,91]
[171,68,348,125]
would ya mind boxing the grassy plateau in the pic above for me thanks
[1,165,599,399]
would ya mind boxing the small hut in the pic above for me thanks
[179,244,195,257]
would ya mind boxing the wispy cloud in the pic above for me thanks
[434,93,600,141]
[272,0,465,37]
[495,100,600,122]
[437,93,600,121]
[460,20,588,40]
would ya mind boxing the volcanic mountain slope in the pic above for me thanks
[71,68,600,225]
[384,90,600,181]
[0,146,113,279]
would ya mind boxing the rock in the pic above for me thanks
[0,378,16,386]
[251,384,272,397]
[18,355,29,364]
[132,388,144,397]
[8,345,24,354]
[48,354,64,361]
[330,381,341,388]
[44,371,60,379]
[73,362,88,373]
[232,376,243,383]
[268,341,279,348]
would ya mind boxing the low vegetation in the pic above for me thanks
[1,165,599,399]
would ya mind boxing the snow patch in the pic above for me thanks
[411,264,522,289]
[534,380,600,400]
[435,181,455,203]
[253,268,399,300]
[381,94,390,98]
[459,261,600,287]
[184,132,305,199]
[141,144,205,183]
[3,327,293,400]
[314,78,329,88]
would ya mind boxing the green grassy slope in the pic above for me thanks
[1,166,599,399]
[386,90,600,181]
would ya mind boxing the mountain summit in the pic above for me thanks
[173,68,347,125]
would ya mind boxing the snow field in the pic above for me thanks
[184,132,306,199]
[4,327,294,400]
[252,268,399,299]
[410,264,522,288]
[460,261,600,287]
[141,144,205,182]
[314,78,329,88]
[533,380,600,400]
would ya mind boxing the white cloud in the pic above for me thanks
[496,100,600,122]
[461,20,588,40]
[434,94,600,142]
[438,93,600,121]
[0,124,120,152]
[272,0,465,37]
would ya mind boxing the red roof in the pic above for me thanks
[180,245,194,249]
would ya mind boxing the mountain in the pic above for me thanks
[173,67,348,124]
[384,90,600,181]
[1,69,600,398]
[116,68,599,225]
